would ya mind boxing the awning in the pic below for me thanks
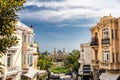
[99,73,120,80]
[39,70,47,74]
[23,68,39,79]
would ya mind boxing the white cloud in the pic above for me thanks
[19,0,120,23]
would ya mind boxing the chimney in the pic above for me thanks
[30,25,33,29]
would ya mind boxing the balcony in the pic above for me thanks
[102,38,110,44]
[90,37,98,46]
[5,66,21,76]
[92,59,99,64]
[100,62,111,70]
[90,41,98,46]
[22,43,28,49]
[110,63,120,70]
[101,62,120,70]
[92,59,99,68]
[7,66,19,72]
[78,59,84,64]
[101,62,109,66]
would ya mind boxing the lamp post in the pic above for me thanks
[82,71,83,80]
[47,69,51,80]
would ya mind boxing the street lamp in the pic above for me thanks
[47,69,51,80]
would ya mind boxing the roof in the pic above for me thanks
[15,21,33,32]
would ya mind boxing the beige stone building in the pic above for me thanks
[78,43,93,79]
[90,14,120,80]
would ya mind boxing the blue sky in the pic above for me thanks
[18,0,120,53]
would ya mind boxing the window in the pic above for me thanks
[115,29,118,39]
[112,29,114,39]
[29,35,34,47]
[95,32,98,39]
[22,53,26,64]
[81,45,84,52]
[95,50,98,59]
[27,53,29,65]
[27,53,33,66]
[29,54,33,66]
[23,35,27,43]
[7,54,12,67]
[112,53,114,62]
[102,51,110,62]
[82,54,84,59]
[116,53,118,63]
[102,28,109,39]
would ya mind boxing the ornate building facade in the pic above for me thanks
[54,48,67,62]
[90,14,120,80]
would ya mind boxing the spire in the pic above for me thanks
[109,13,112,16]
[54,48,56,54]
[63,48,65,53]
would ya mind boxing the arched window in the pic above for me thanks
[102,28,109,39]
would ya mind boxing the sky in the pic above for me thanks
[18,0,120,53]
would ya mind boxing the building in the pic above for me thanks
[78,43,93,80]
[90,14,120,80]
[53,48,67,66]
[0,21,39,80]
[54,48,67,62]
[18,22,39,80]
[0,21,23,80]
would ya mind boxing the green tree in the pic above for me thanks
[37,51,53,70]
[0,0,25,73]
[0,0,25,57]
[64,49,80,72]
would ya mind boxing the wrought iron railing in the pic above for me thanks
[90,37,98,46]
[102,38,110,44]
[7,66,18,72]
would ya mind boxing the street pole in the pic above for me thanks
[82,73,83,80]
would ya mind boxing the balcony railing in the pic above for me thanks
[90,37,98,46]
[101,62,110,67]
[78,59,84,63]
[92,59,99,64]
[22,43,28,49]
[101,62,120,70]
[90,41,98,46]
[102,38,110,44]
[7,66,18,72]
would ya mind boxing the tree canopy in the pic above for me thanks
[64,49,80,72]
[0,0,25,57]
[37,51,53,70]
